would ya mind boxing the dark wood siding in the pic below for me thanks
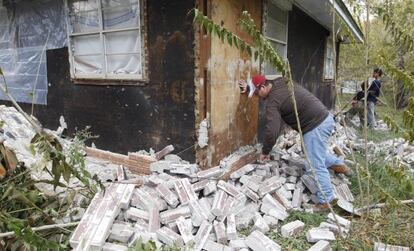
[287,5,335,109]
[1,0,196,161]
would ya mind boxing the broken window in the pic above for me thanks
[324,37,335,80]
[264,1,289,75]
[67,0,145,81]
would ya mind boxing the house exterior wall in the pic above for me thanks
[1,0,197,161]
[196,0,262,168]
[287,5,337,109]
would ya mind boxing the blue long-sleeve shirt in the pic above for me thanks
[367,79,381,103]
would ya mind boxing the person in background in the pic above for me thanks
[367,68,383,128]
[239,75,352,211]
[344,82,365,126]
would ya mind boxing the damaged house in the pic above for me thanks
[0,0,363,168]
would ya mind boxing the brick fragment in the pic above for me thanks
[245,230,281,251]
[155,145,174,160]
[156,183,179,208]
[226,214,238,240]
[156,226,184,247]
[211,190,228,217]
[116,165,127,181]
[218,180,242,197]
[108,222,134,243]
[217,196,235,222]
[241,186,260,202]
[307,240,331,251]
[120,184,135,209]
[213,220,227,244]
[239,175,260,192]
[334,184,354,202]
[176,216,194,245]
[306,228,336,243]
[194,220,213,251]
[192,179,210,192]
[374,242,410,251]
[203,239,232,251]
[229,239,247,250]
[125,207,149,222]
[189,199,211,226]
[301,174,319,194]
[258,176,285,197]
[263,215,278,227]
[197,166,224,179]
[252,213,269,233]
[170,163,198,175]
[327,213,351,229]
[230,164,255,179]
[150,160,172,173]
[273,190,292,210]
[204,181,217,196]
[221,150,259,180]
[292,182,305,208]
[160,206,191,224]
[102,242,128,251]
[148,207,160,233]
[281,220,305,237]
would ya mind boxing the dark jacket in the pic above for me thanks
[367,79,381,103]
[262,77,329,155]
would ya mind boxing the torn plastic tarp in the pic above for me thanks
[0,0,67,105]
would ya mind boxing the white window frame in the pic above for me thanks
[65,0,146,81]
[323,36,335,80]
[263,0,290,75]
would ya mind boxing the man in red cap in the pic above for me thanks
[239,75,351,210]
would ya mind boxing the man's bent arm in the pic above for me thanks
[262,105,282,155]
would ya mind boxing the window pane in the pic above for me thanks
[68,0,99,13]
[105,30,140,54]
[266,17,287,42]
[70,10,100,33]
[268,2,288,24]
[74,55,103,74]
[73,35,102,55]
[106,54,141,75]
[102,2,140,30]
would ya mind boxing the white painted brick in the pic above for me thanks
[204,181,217,196]
[108,223,134,243]
[156,226,184,247]
[211,190,228,217]
[160,206,191,224]
[258,176,285,197]
[218,180,242,197]
[239,175,260,192]
[327,213,351,229]
[194,220,213,251]
[241,186,260,202]
[230,164,255,179]
[189,199,210,226]
[252,213,269,233]
[213,220,227,244]
[156,183,179,208]
[306,228,336,243]
[227,213,238,240]
[374,242,410,251]
[217,196,235,222]
[197,166,224,179]
[307,240,332,251]
[102,242,128,251]
[176,216,194,245]
[263,215,279,227]
[229,239,247,250]
[281,220,305,237]
[125,207,149,222]
[192,179,210,192]
[203,239,232,251]
[148,207,160,233]
[245,230,281,251]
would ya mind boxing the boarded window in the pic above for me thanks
[67,0,145,81]
[324,37,335,80]
[264,1,288,75]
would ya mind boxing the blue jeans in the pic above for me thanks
[303,114,343,203]
[367,101,376,127]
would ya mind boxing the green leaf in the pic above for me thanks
[254,50,259,61]
[233,36,239,48]
[227,33,233,46]
[0,67,3,76]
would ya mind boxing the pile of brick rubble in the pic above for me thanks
[0,105,410,251]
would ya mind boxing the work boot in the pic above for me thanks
[313,198,338,213]
[330,164,353,176]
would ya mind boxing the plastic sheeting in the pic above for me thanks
[0,0,67,105]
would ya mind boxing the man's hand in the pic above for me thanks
[238,79,247,93]
[259,154,270,163]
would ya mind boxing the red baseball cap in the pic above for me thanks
[252,74,266,87]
